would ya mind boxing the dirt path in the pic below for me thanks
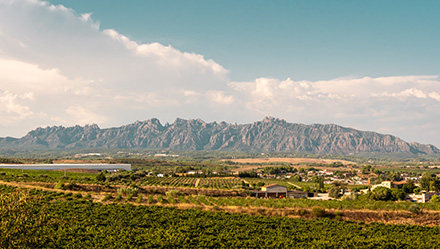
[195,178,200,187]
[287,182,302,189]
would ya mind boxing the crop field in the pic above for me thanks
[3,185,440,248]
[227,157,356,165]
[141,177,243,189]
[0,168,98,183]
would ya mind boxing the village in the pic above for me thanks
[241,164,440,203]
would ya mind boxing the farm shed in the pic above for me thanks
[253,184,288,198]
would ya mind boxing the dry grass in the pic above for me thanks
[227,157,356,172]
[227,157,356,165]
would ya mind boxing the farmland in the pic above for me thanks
[141,177,242,189]
[3,155,440,248]
[3,185,440,248]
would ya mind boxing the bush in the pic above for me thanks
[54,181,65,190]
[369,187,392,201]
[391,189,406,201]
[148,195,154,204]
[312,207,326,218]
[136,195,143,204]
[73,193,82,199]
[408,204,421,214]
[102,193,112,201]
[117,186,138,196]
[298,209,307,216]
[431,194,440,203]
[114,193,122,202]
[96,172,106,182]
[125,193,134,203]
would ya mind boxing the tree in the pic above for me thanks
[96,171,106,182]
[292,174,302,182]
[369,187,392,201]
[402,180,416,193]
[431,194,440,203]
[391,189,406,201]
[420,173,440,192]
[328,181,346,199]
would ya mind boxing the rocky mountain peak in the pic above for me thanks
[0,117,438,155]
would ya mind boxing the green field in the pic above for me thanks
[2,186,440,248]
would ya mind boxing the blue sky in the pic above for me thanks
[46,0,440,81]
[0,0,439,147]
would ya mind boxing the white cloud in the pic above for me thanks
[230,75,440,145]
[206,91,234,105]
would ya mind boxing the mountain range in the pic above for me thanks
[0,117,438,155]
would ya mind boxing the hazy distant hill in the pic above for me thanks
[0,117,438,155]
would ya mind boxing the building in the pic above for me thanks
[253,184,288,198]
[371,181,406,191]
[253,184,308,199]
[409,192,440,203]
[0,163,131,171]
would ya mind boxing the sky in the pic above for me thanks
[0,0,439,147]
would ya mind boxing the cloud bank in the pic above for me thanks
[0,0,439,147]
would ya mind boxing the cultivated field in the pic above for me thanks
[227,157,356,165]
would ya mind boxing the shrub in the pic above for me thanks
[166,190,180,198]
[312,207,326,218]
[148,195,154,204]
[117,186,138,196]
[114,193,122,202]
[54,181,65,190]
[84,193,92,199]
[0,172,5,175]
[96,172,106,182]
[431,195,440,203]
[73,193,82,199]
[125,193,134,203]
[408,204,421,214]
[39,174,48,178]
[391,189,406,201]
[102,193,112,201]
[298,209,307,216]
[369,187,392,201]
[136,195,143,204]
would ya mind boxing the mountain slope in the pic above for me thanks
[0,117,438,155]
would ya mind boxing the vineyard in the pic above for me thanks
[141,177,243,189]
[2,185,440,248]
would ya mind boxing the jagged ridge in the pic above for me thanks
[0,117,438,155]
